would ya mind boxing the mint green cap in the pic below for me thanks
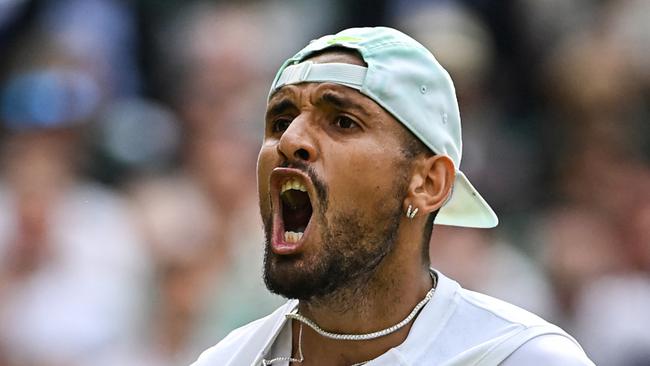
[269,27,498,228]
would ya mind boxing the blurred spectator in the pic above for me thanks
[530,6,650,363]
[35,0,141,97]
[573,274,650,365]
[398,2,541,216]
[104,3,296,364]
[531,207,628,321]
[0,30,149,366]
[429,225,556,320]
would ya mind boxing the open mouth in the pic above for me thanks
[279,178,313,243]
[269,168,316,255]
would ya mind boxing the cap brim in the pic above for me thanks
[435,171,498,228]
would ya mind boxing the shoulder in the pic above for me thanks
[456,287,549,327]
[456,287,595,364]
[190,300,298,366]
[455,286,594,365]
[501,334,595,366]
[429,272,593,365]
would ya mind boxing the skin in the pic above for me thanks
[257,52,455,365]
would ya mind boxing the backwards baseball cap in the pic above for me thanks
[268,27,498,228]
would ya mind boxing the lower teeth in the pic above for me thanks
[284,231,303,243]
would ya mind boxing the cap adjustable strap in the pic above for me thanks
[272,61,367,92]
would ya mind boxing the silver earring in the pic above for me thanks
[406,205,419,219]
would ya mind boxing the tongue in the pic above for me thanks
[286,210,310,232]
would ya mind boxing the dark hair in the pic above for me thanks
[304,46,368,67]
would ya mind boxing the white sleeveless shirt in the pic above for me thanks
[191,270,594,366]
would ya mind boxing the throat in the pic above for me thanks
[297,269,436,336]
[283,272,436,366]
[287,296,422,366]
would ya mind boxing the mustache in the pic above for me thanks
[280,160,328,208]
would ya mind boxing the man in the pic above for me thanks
[191,27,595,366]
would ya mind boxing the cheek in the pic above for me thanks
[325,142,404,208]
[256,145,276,209]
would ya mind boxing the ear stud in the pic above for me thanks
[406,204,419,220]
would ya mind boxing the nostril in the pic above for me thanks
[295,148,309,161]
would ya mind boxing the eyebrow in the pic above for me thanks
[266,89,371,119]
[266,98,297,119]
[319,91,370,117]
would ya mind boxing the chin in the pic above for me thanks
[263,249,323,300]
[261,199,403,302]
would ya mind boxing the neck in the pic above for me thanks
[291,249,433,365]
[300,262,431,330]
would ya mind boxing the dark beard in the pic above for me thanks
[261,163,407,303]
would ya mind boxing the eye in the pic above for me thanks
[334,115,358,130]
[271,118,292,133]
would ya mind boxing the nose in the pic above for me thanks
[277,115,318,163]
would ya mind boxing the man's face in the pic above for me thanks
[257,52,413,301]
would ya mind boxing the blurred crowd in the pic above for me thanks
[0,1,648,365]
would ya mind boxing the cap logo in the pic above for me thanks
[326,35,363,45]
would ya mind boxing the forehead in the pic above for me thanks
[268,51,380,114]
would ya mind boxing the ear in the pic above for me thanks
[405,155,455,215]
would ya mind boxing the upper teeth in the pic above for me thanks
[281,179,307,194]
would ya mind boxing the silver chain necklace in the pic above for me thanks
[261,323,367,366]
[286,275,436,341]
[262,272,437,365]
